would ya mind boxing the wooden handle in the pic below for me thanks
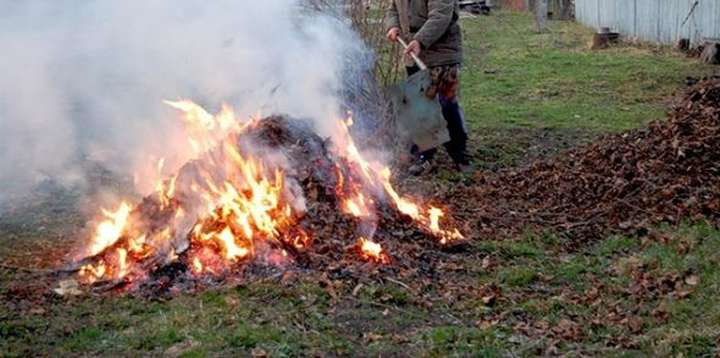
[397,38,428,71]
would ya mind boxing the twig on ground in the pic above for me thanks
[384,277,411,290]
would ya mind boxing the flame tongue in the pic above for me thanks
[334,116,464,244]
[88,202,132,257]
[77,102,463,286]
[358,238,390,264]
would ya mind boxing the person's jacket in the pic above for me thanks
[386,0,463,67]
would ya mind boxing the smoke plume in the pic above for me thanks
[0,0,371,203]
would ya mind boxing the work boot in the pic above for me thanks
[450,151,472,174]
[408,147,438,176]
[408,157,436,176]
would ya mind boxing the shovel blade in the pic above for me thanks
[388,70,450,152]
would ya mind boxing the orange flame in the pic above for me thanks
[88,202,131,256]
[192,257,204,274]
[79,262,106,283]
[333,116,463,244]
[81,101,296,283]
[359,238,390,264]
[343,193,373,218]
[116,248,129,278]
[78,100,463,285]
[215,227,249,261]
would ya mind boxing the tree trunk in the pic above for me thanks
[559,0,574,20]
[701,42,720,64]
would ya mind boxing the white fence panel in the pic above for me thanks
[575,0,720,44]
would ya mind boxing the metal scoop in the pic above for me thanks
[387,38,450,152]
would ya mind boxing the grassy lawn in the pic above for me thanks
[462,11,713,132]
[460,11,716,170]
[2,11,719,357]
[3,223,718,356]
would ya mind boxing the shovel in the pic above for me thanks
[387,38,450,152]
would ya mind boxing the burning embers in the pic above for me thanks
[75,101,463,288]
[358,238,390,264]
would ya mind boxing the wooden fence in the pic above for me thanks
[494,0,574,19]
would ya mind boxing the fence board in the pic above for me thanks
[575,0,720,44]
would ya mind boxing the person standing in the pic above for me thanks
[386,0,470,174]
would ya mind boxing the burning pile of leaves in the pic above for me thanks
[64,101,464,294]
[460,78,720,243]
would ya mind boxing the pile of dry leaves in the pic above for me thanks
[56,115,463,295]
[457,78,720,243]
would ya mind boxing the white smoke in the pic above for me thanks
[0,0,371,202]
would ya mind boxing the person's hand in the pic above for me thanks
[404,40,422,57]
[387,27,400,42]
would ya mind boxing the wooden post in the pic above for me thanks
[559,0,573,20]
[701,40,720,65]
[535,0,548,32]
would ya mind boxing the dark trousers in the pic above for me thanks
[407,66,468,164]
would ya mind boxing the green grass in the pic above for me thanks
[499,266,539,287]
[2,11,719,357]
[456,11,716,171]
[461,12,715,133]
[468,222,719,355]
[418,326,508,356]
[1,283,353,356]
[2,225,718,356]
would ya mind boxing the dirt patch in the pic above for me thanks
[472,127,595,171]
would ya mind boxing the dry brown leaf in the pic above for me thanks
[164,339,197,358]
[481,256,493,270]
[54,279,82,297]
[626,317,644,333]
[481,294,497,306]
[364,333,383,342]
[251,348,268,358]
